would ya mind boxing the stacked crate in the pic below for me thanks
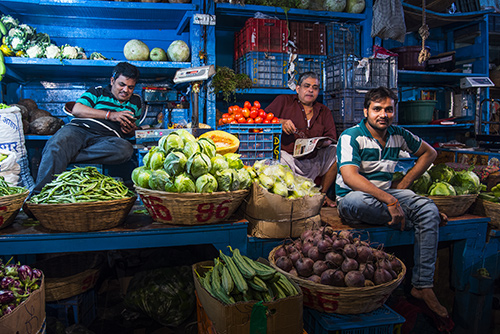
[234,19,328,88]
[323,22,398,135]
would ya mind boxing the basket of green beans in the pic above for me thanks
[0,176,29,229]
[26,167,136,232]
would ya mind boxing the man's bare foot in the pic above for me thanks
[411,287,449,318]
[439,212,448,227]
[323,196,336,208]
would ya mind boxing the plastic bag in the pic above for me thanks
[371,0,406,43]
[124,266,195,327]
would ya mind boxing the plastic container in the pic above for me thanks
[325,22,361,57]
[391,46,429,71]
[303,305,405,334]
[398,100,437,125]
[325,55,398,91]
[289,21,326,55]
[45,289,97,328]
[293,55,327,89]
[234,18,288,59]
[218,123,282,166]
[325,88,368,125]
[236,52,288,88]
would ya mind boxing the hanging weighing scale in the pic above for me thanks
[459,77,494,136]
[173,65,215,129]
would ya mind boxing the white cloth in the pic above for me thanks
[280,145,337,181]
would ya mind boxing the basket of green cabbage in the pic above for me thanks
[132,130,251,225]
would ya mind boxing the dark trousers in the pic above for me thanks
[33,125,134,193]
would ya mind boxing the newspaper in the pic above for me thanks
[293,137,336,158]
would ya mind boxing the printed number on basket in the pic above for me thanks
[142,196,232,222]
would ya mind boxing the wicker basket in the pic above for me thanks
[26,196,136,232]
[428,194,478,217]
[268,246,406,314]
[0,190,29,229]
[33,252,104,302]
[479,198,500,228]
[135,186,249,225]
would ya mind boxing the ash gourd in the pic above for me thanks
[274,226,402,287]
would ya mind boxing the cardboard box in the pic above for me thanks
[0,277,45,334]
[192,261,303,334]
[242,183,324,238]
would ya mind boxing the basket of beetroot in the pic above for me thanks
[268,226,406,314]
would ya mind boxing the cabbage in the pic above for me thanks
[148,169,171,191]
[159,133,184,154]
[195,173,218,193]
[186,152,212,179]
[284,171,295,189]
[410,171,432,195]
[428,164,456,183]
[131,166,147,186]
[324,0,346,12]
[258,173,274,189]
[183,140,201,159]
[198,138,217,158]
[149,149,166,170]
[272,181,289,197]
[215,169,239,191]
[450,170,481,195]
[210,155,229,174]
[167,40,190,62]
[224,153,244,170]
[237,168,252,190]
[346,0,365,13]
[163,151,187,176]
[176,129,196,145]
[137,168,153,189]
[174,173,196,193]
[428,181,456,196]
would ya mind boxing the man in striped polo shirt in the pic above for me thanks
[335,87,450,321]
[33,62,142,193]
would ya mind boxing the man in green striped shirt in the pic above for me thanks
[335,87,450,321]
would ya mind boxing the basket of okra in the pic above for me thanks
[26,166,136,232]
[0,176,29,229]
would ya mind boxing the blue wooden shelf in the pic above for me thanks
[398,70,488,86]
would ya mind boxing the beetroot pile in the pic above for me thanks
[272,226,404,288]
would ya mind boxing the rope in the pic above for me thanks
[418,0,430,64]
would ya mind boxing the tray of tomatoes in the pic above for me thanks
[218,100,280,126]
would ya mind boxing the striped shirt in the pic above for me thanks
[71,85,142,138]
[335,119,422,199]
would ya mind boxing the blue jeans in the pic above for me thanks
[337,189,440,288]
[34,125,134,193]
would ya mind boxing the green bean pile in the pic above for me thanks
[0,176,27,196]
[30,167,134,204]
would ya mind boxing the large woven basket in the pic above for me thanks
[428,194,478,217]
[26,196,136,232]
[268,246,406,314]
[135,186,249,225]
[478,198,500,228]
[34,252,104,302]
[0,189,29,229]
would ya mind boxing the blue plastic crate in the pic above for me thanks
[293,54,327,89]
[325,22,361,58]
[236,52,289,88]
[303,305,405,334]
[45,289,97,328]
[218,123,282,166]
[325,89,366,125]
[325,55,398,91]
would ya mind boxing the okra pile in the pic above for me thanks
[0,176,27,196]
[30,166,134,204]
[196,247,299,305]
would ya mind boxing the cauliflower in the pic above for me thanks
[77,46,87,59]
[25,44,44,58]
[1,15,19,31]
[10,36,25,51]
[19,24,36,40]
[90,52,107,60]
[45,44,61,59]
[61,44,80,59]
[8,28,24,38]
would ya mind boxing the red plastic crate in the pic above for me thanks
[234,18,288,59]
[289,21,326,55]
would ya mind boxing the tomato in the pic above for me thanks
[249,109,258,119]
[253,101,261,109]
[228,106,235,114]
[230,120,238,124]
[259,110,266,118]
[234,112,243,120]
[222,113,230,119]
[254,116,263,123]
[250,106,259,112]
[234,105,241,113]
[218,118,224,126]
[242,108,250,118]
[266,112,274,121]
[271,117,279,124]
[227,115,235,123]
[222,117,230,124]
[246,118,254,124]
[244,101,252,109]
[237,117,247,123]
[263,119,270,124]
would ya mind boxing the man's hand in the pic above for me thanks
[109,110,136,128]
[281,119,297,135]
[387,201,406,231]
[121,122,138,135]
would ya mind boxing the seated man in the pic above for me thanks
[33,62,142,193]
[265,71,337,207]
[335,87,450,320]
